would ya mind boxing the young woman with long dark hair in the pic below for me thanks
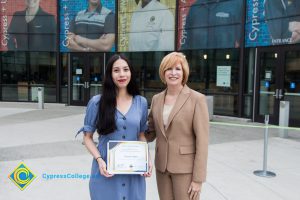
[77,54,152,200]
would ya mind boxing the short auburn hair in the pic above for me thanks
[159,52,189,85]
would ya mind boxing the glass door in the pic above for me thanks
[284,50,300,126]
[70,53,104,106]
[255,48,284,124]
[89,55,103,98]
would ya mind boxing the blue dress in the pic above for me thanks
[77,95,148,200]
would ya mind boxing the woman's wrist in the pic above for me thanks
[95,156,102,162]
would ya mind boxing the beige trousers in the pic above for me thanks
[156,170,200,200]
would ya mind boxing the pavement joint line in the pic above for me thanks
[205,181,229,200]
[210,121,300,131]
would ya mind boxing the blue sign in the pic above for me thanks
[76,76,80,81]
[290,82,296,89]
[245,0,300,47]
[94,77,98,82]
[245,0,270,47]
[265,81,270,88]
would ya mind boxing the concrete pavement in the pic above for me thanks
[0,102,299,200]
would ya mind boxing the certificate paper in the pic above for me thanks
[107,141,148,174]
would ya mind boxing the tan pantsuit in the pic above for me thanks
[146,85,209,200]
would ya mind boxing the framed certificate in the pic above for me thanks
[107,141,148,174]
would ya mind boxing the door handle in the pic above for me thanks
[273,89,279,98]
[273,89,284,99]
[86,82,90,89]
[278,89,283,99]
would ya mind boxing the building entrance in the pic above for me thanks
[70,53,104,106]
[254,46,300,127]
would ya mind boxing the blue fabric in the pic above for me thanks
[77,95,148,200]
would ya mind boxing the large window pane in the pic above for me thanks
[0,51,57,102]
[1,52,27,101]
[29,52,56,102]
[183,49,240,116]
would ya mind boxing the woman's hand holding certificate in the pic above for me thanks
[107,141,149,174]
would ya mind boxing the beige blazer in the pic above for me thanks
[147,85,209,183]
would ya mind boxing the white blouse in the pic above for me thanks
[163,104,174,127]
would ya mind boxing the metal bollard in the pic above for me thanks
[37,87,44,109]
[279,101,289,138]
[253,115,276,178]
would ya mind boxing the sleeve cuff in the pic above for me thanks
[75,125,96,138]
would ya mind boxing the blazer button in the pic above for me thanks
[122,135,125,139]
[123,126,126,130]
[123,117,126,120]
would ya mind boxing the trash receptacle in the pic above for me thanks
[37,87,44,109]
[279,101,289,138]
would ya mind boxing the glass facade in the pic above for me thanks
[1,51,56,102]
[0,0,299,126]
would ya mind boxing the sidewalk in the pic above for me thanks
[0,102,299,200]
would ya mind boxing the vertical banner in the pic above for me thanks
[118,0,176,52]
[245,0,273,47]
[60,0,115,52]
[0,0,57,52]
[177,0,196,50]
[245,0,300,47]
[179,0,243,50]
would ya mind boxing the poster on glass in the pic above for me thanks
[118,0,175,52]
[60,0,115,52]
[0,0,57,52]
[178,0,243,50]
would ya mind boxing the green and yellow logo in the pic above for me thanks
[8,162,36,191]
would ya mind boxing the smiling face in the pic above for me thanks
[164,62,183,87]
[25,0,40,8]
[111,59,131,90]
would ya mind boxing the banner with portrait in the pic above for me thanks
[178,0,243,50]
[60,0,115,52]
[245,0,300,47]
[0,0,57,52]
[118,0,176,52]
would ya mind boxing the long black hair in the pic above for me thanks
[96,54,140,135]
